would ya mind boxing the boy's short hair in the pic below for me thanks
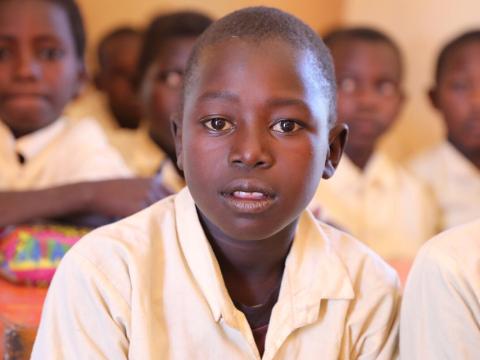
[323,26,403,78]
[435,30,480,82]
[183,6,337,125]
[45,0,86,59]
[136,11,213,86]
[97,26,141,68]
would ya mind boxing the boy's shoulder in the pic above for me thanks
[413,219,480,271]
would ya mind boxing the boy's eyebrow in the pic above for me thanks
[198,90,239,103]
[198,91,310,109]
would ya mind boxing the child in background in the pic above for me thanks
[32,7,399,359]
[400,219,480,358]
[0,0,166,227]
[409,30,480,230]
[114,11,212,194]
[93,26,143,131]
[310,27,438,261]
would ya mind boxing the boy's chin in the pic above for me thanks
[2,113,58,137]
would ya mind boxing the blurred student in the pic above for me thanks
[409,30,480,230]
[0,0,164,228]
[114,11,212,194]
[400,219,480,359]
[310,27,438,261]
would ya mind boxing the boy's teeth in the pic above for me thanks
[233,191,265,199]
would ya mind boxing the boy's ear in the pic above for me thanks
[171,113,184,171]
[322,123,348,179]
[428,86,440,110]
[93,72,103,91]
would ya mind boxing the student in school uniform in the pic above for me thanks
[32,7,400,359]
[114,11,213,195]
[409,30,480,230]
[310,27,438,261]
[400,219,480,359]
[0,0,166,227]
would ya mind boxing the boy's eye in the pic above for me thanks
[271,119,303,133]
[156,70,184,89]
[203,117,233,132]
[0,46,11,61]
[377,81,398,96]
[38,47,65,61]
[338,77,356,93]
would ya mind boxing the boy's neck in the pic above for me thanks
[345,146,374,170]
[198,210,296,306]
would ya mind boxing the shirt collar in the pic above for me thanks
[174,188,355,329]
[0,118,67,162]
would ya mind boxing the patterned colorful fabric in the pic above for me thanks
[0,225,90,286]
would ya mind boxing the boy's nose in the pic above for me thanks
[228,125,274,169]
[15,50,41,80]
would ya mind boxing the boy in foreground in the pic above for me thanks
[32,7,400,359]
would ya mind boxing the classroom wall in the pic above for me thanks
[343,0,480,160]
[77,0,344,66]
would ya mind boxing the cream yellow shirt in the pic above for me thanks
[310,152,438,260]
[0,117,132,190]
[32,188,400,360]
[409,141,480,230]
[110,126,166,177]
[400,219,480,359]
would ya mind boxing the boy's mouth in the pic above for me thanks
[220,181,276,214]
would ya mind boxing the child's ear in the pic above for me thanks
[171,113,184,171]
[322,123,348,179]
[428,86,440,110]
[93,72,103,91]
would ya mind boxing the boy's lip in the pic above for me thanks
[220,179,277,214]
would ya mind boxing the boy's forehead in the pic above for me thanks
[441,41,480,76]
[331,39,401,77]
[0,0,72,41]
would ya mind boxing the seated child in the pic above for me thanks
[93,26,143,131]
[113,11,212,193]
[409,30,480,230]
[310,27,438,261]
[0,0,165,227]
[32,7,400,359]
[400,219,480,358]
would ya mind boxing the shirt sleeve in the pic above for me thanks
[400,243,480,359]
[31,249,131,359]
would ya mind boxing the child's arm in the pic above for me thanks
[0,178,171,227]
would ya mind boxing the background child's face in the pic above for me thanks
[0,0,85,137]
[141,36,197,156]
[178,39,337,241]
[332,40,403,152]
[431,41,480,154]
[96,35,142,129]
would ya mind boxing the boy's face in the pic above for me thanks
[177,39,346,241]
[431,41,480,155]
[0,0,85,138]
[141,36,197,156]
[331,39,403,152]
[96,35,142,129]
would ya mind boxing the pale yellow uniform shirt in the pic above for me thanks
[32,188,400,360]
[310,152,438,260]
[0,117,132,190]
[110,125,166,177]
[400,219,480,359]
[409,141,480,230]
